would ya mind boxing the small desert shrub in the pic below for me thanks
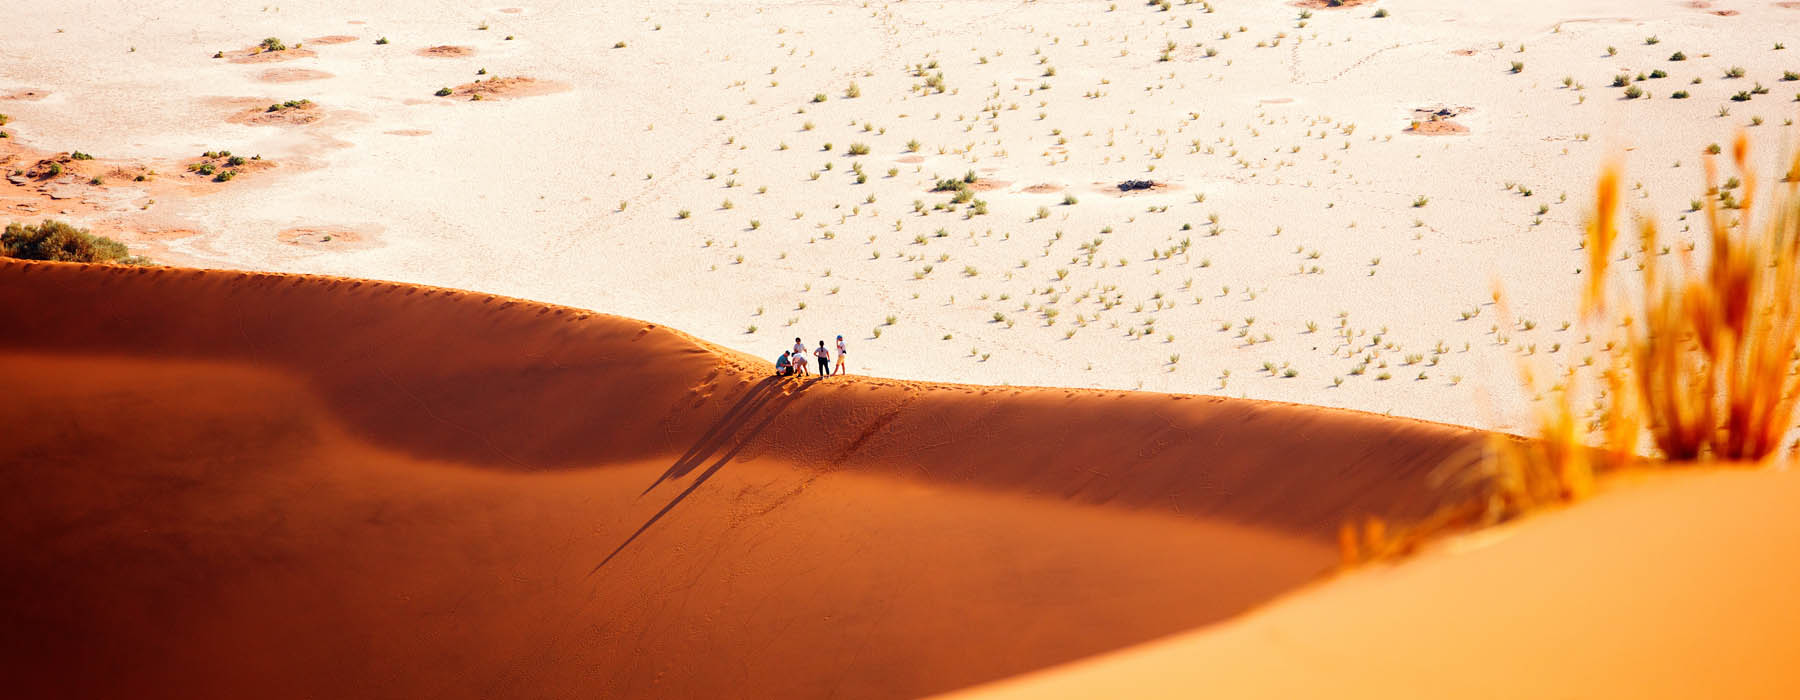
[1373,8,1388,17]
[260,37,287,52]
[847,142,870,156]
[812,93,827,103]
[1669,51,1686,61]
[2,219,145,264]
[1624,84,1644,99]
[845,82,861,98]
[214,170,236,182]
[70,151,94,160]
[676,209,691,219]
[435,87,452,96]
[1726,66,1747,78]
[1509,61,1524,74]
[375,37,390,45]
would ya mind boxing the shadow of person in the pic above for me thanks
[593,376,816,573]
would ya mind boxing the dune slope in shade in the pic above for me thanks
[0,261,1482,699]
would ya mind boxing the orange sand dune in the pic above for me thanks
[0,260,1485,699]
[951,468,1800,700]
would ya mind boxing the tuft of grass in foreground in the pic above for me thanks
[1344,130,1800,564]
[2,220,150,264]
[1498,132,1800,500]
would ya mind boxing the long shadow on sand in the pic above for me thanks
[593,375,818,572]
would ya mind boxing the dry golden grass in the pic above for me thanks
[1494,130,1800,515]
[1347,131,1800,564]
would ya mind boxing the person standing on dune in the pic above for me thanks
[834,334,847,375]
[815,340,831,376]
[792,337,809,376]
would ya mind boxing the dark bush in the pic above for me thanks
[2,220,145,264]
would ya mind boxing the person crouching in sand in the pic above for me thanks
[791,337,809,376]
[775,350,795,377]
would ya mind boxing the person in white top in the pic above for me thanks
[833,335,847,375]
[791,337,809,376]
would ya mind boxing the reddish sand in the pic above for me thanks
[1406,119,1469,135]
[226,46,319,64]
[416,45,476,58]
[444,76,568,100]
[227,102,324,126]
[0,261,1485,699]
[257,68,334,83]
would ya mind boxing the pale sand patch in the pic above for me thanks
[384,129,432,136]
[1022,183,1062,194]
[305,35,358,45]
[1292,0,1378,8]
[277,224,381,250]
[257,68,333,83]
[416,45,476,58]
[0,88,51,101]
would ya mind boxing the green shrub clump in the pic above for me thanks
[2,219,148,264]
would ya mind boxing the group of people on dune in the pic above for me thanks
[776,335,847,377]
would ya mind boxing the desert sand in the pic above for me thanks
[7,0,1800,696]
[5,0,1800,430]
